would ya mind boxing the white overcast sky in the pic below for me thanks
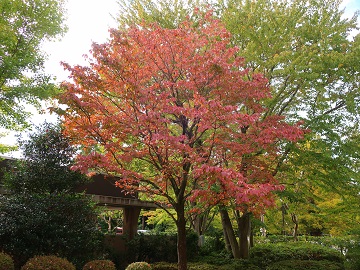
[43,0,119,82]
[2,0,360,157]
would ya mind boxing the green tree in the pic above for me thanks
[0,0,66,152]
[0,122,100,268]
[117,0,200,29]
[221,0,359,180]
[222,0,359,255]
[4,122,87,194]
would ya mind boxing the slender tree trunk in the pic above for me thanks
[291,213,299,241]
[250,227,254,248]
[260,214,267,237]
[176,203,187,270]
[237,211,251,259]
[219,207,240,258]
[194,214,205,246]
[222,226,232,253]
[103,216,112,233]
[281,203,288,236]
[220,210,232,253]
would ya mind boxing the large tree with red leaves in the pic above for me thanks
[59,14,304,270]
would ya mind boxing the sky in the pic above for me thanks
[1,0,360,158]
[43,0,119,82]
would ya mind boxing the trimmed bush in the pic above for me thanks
[0,252,14,270]
[21,255,75,270]
[267,259,344,270]
[250,242,344,268]
[83,259,116,270]
[126,261,152,270]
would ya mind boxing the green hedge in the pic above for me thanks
[126,232,198,263]
[257,235,354,254]
[249,242,344,269]
[0,194,102,268]
[267,259,344,270]
[152,262,260,270]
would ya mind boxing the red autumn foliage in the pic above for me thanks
[60,14,304,213]
[59,14,304,270]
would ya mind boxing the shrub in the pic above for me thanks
[0,194,102,268]
[267,259,344,270]
[0,252,14,270]
[83,259,116,270]
[194,251,233,266]
[21,255,76,270]
[249,242,344,268]
[127,234,177,263]
[199,235,226,256]
[126,261,152,270]
[0,123,102,269]
[126,232,198,263]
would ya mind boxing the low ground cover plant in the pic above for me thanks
[152,262,177,270]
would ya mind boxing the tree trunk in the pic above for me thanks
[194,215,203,235]
[237,211,251,259]
[176,203,187,270]
[194,214,205,246]
[291,213,299,241]
[281,203,288,235]
[219,207,240,258]
[250,227,254,248]
[260,214,267,237]
[222,217,232,253]
[103,216,112,233]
